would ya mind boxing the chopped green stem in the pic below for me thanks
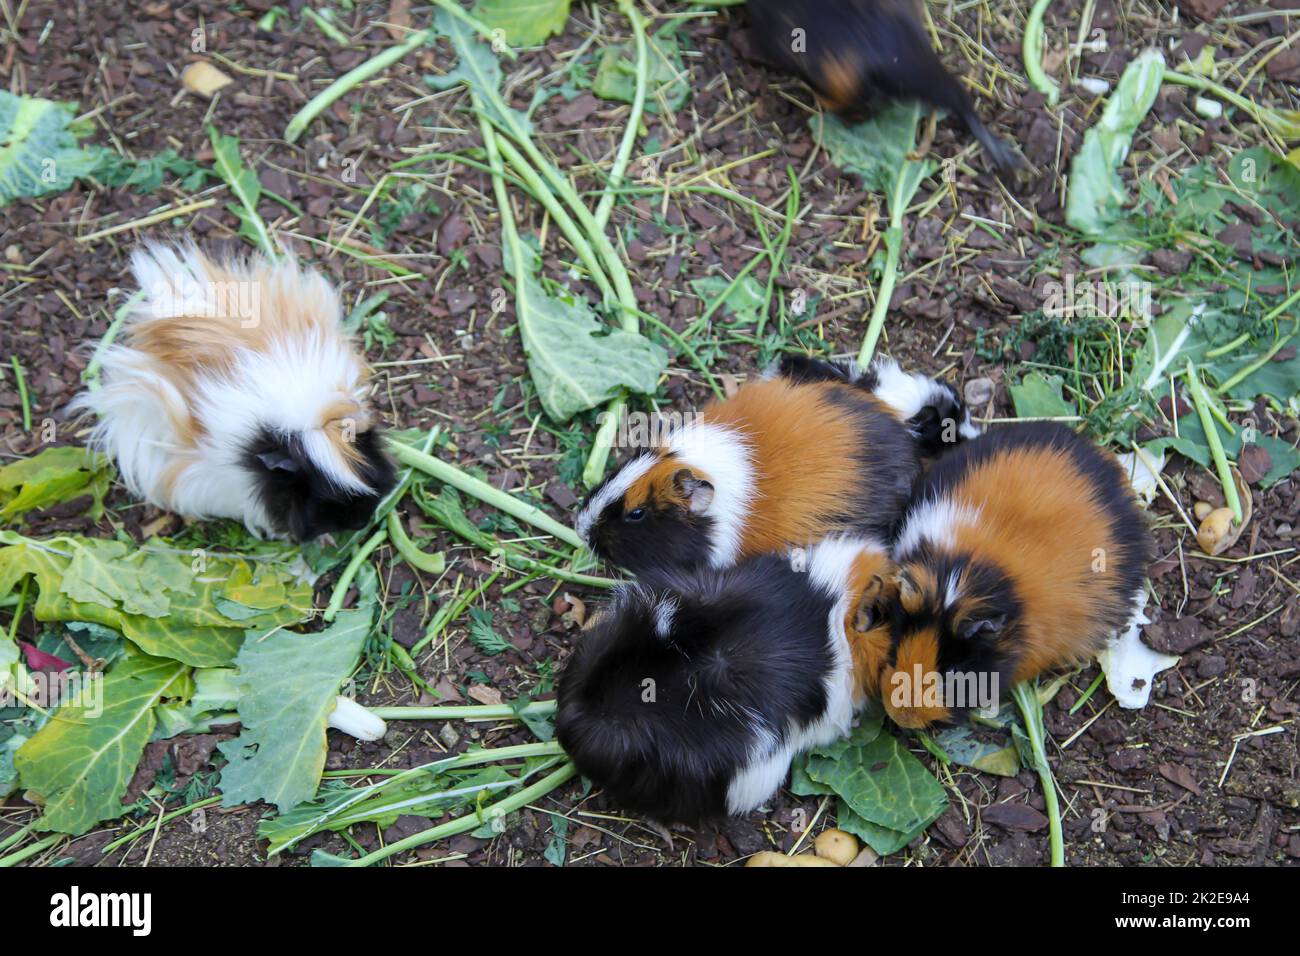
[411,568,502,655]
[386,510,446,575]
[594,0,649,230]
[323,528,387,622]
[100,797,222,855]
[389,439,583,550]
[10,357,30,432]
[857,225,903,366]
[1069,672,1106,715]
[1186,361,1243,524]
[1024,0,1061,105]
[83,291,143,389]
[0,832,62,868]
[1217,331,1296,395]
[334,761,576,866]
[493,135,617,304]
[370,700,557,721]
[1011,680,1065,867]
[303,7,350,45]
[284,28,436,143]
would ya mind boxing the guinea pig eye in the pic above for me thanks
[624,507,647,522]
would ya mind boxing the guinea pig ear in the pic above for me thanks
[956,614,1006,641]
[894,569,921,611]
[257,450,301,474]
[853,575,885,631]
[672,468,714,514]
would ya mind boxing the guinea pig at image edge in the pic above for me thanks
[70,242,396,541]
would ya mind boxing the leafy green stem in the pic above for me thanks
[1185,361,1243,524]
[1011,680,1065,867]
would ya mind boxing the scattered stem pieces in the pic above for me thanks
[1024,0,1061,106]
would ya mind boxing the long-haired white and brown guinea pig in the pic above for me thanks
[745,0,1021,170]
[575,354,976,577]
[556,536,898,825]
[880,421,1151,728]
[71,242,396,541]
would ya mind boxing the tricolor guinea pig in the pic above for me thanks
[576,355,975,577]
[71,242,396,541]
[746,0,1021,170]
[880,422,1151,728]
[556,537,897,825]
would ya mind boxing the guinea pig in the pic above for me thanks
[745,0,1021,170]
[71,242,396,541]
[880,422,1151,728]
[576,355,974,577]
[556,537,897,825]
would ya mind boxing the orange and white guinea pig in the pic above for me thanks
[556,536,897,824]
[880,422,1151,728]
[575,354,976,576]
[71,243,395,540]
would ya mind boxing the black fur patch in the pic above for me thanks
[580,452,716,575]
[244,426,396,541]
[556,555,838,824]
[820,384,920,543]
[888,547,1024,710]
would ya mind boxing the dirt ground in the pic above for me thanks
[0,0,1297,867]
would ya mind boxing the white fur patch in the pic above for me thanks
[652,595,678,639]
[724,536,886,814]
[870,356,979,439]
[574,452,657,546]
[668,422,755,568]
[71,243,370,538]
[893,497,982,560]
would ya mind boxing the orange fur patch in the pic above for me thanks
[881,628,952,728]
[844,548,896,700]
[813,53,861,113]
[948,445,1130,681]
[698,379,881,560]
[623,454,691,511]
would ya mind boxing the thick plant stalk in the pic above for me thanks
[327,761,577,866]
[1186,361,1243,524]
[284,28,435,143]
[1011,681,1065,867]
[370,699,557,721]
[1024,0,1060,105]
[594,0,649,231]
[388,439,584,550]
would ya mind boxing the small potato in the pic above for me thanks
[1196,507,1236,555]
[745,851,839,867]
[1193,501,1214,522]
[814,828,859,866]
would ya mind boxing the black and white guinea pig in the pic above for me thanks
[71,242,396,541]
[881,422,1151,728]
[575,355,976,576]
[745,0,1021,170]
[556,536,897,825]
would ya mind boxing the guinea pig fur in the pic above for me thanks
[745,0,1021,171]
[71,242,396,541]
[555,537,896,825]
[575,355,974,577]
[880,422,1151,728]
